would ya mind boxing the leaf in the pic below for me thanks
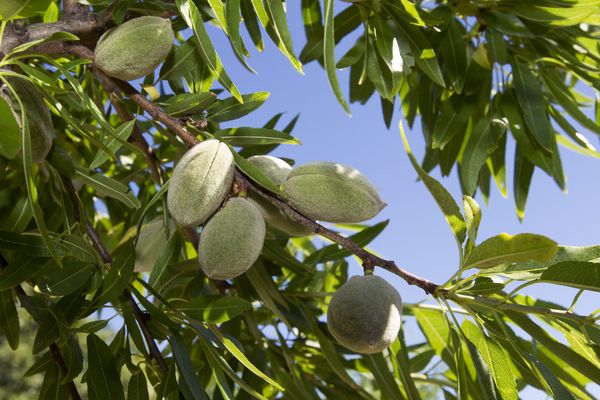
[87,334,125,400]
[0,94,21,159]
[0,197,32,233]
[459,118,491,196]
[431,95,470,150]
[60,335,83,384]
[177,295,252,324]
[39,363,70,400]
[264,0,303,73]
[513,146,534,221]
[92,242,135,307]
[209,327,285,391]
[477,334,519,400]
[0,289,19,350]
[507,312,600,384]
[511,59,554,152]
[231,150,284,195]
[171,332,209,400]
[323,0,351,114]
[89,120,135,170]
[213,127,300,146]
[513,3,597,26]
[541,261,600,291]
[0,256,56,291]
[391,328,423,400]
[463,195,482,246]
[364,353,406,400]
[127,369,149,400]
[0,232,69,257]
[206,92,269,122]
[400,122,466,246]
[464,233,558,270]
[162,92,217,117]
[176,0,243,102]
[40,261,94,296]
[148,231,180,290]
[75,169,141,209]
[440,20,466,93]
[225,0,255,73]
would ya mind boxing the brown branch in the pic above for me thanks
[0,256,82,399]
[63,51,442,295]
[0,7,113,58]
[62,177,169,374]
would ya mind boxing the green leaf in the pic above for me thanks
[507,312,600,384]
[477,334,519,400]
[127,369,149,400]
[0,197,32,233]
[171,332,209,400]
[231,150,284,195]
[464,233,558,270]
[400,122,466,246]
[0,289,19,350]
[92,242,134,306]
[225,0,255,73]
[75,169,141,209]
[463,195,482,246]
[89,120,135,170]
[60,335,83,384]
[513,146,535,221]
[209,326,285,391]
[0,232,69,257]
[176,0,243,102]
[39,363,70,400]
[162,92,217,117]
[459,118,491,196]
[87,334,125,400]
[513,3,597,26]
[431,96,470,150]
[148,231,180,290]
[264,0,303,73]
[364,353,406,400]
[159,38,204,82]
[213,127,300,146]
[440,20,466,93]
[177,295,252,324]
[39,261,94,296]
[0,94,21,159]
[323,0,351,114]
[541,261,600,291]
[511,59,554,152]
[391,328,423,400]
[206,92,269,122]
[0,256,56,291]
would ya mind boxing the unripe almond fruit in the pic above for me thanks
[1,76,54,163]
[327,275,402,354]
[167,140,234,227]
[198,197,265,280]
[284,162,386,223]
[94,16,174,81]
[247,156,311,236]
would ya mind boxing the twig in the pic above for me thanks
[63,47,443,295]
[62,177,169,373]
[0,256,82,400]
[0,7,113,57]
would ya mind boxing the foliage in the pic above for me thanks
[0,1,599,399]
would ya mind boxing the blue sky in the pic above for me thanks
[175,4,600,397]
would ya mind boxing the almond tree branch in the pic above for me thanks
[62,177,169,374]
[63,46,597,326]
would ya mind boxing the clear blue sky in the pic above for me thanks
[190,5,600,397]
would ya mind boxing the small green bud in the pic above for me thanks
[284,162,386,223]
[94,16,174,81]
[198,198,266,280]
[327,275,402,354]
